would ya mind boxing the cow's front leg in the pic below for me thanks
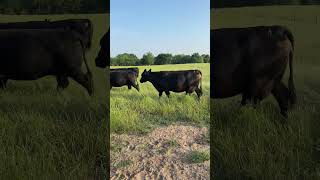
[165,91,170,98]
[128,85,132,89]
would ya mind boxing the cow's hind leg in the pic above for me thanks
[132,82,140,92]
[69,70,94,96]
[0,79,8,89]
[56,76,69,92]
[272,81,290,119]
[129,80,139,92]
[195,87,202,99]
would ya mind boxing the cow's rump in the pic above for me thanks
[211,25,296,117]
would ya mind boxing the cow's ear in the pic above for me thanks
[148,69,151,72]
[143,69,147,72]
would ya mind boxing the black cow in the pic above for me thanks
[110,68,139,91]
[0,29,93,95]
[0,19,93,90]
[140,69,203,98]
[95,29,110,68]
[211,25,296,118]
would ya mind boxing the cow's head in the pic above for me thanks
[140,69,152,83]
[95,30,110,68]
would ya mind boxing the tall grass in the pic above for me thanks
[0,14,109,178]
[110,63,210,134]
[211,6,320,179]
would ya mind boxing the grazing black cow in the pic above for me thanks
[95,29,110,68]
[0,19,93,90]
[140,69,203,98]
[110,68,139,91]
[211,25,296,118]
[0,29,93,95]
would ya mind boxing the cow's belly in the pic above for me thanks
[211,76,245,98]
[171,89,186,93]
[0,63,54,80]
[168,81,188,93]
[110,78,128,87]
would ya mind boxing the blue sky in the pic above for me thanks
[111,0,210,58]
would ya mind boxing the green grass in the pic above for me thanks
[211,6,320,180]
[185,150,210,164]
[0,14,109,179]
[110,63,210,134]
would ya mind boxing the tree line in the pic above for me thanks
[111,52,210,66]
[0,0,108,14]
[212,0,320,8]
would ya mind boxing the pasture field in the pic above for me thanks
[211,6,320,179]
[110,63,210,134]
[110,63,210,178]
[0,14,109,178]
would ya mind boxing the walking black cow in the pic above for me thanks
[211,25,297,118]
[0,19,94,90]
[110,68,139,91]
[0,29,93,95]
[140,69,203,98]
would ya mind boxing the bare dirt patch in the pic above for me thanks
[111,124,209,179]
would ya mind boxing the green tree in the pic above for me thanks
[154,53,173,65]
[110,57,117,66]
[112,53,139,66]
[172,54,185,64]
[191,53,203,63]
[202,54,210,63]
[140,52,154,65]
[181,55,192,64]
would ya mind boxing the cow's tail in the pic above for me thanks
[288,50,296,105]
[79,40,94,95]
[283,26,294,51]
[284,27,297,105]
[80,40,92,77]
